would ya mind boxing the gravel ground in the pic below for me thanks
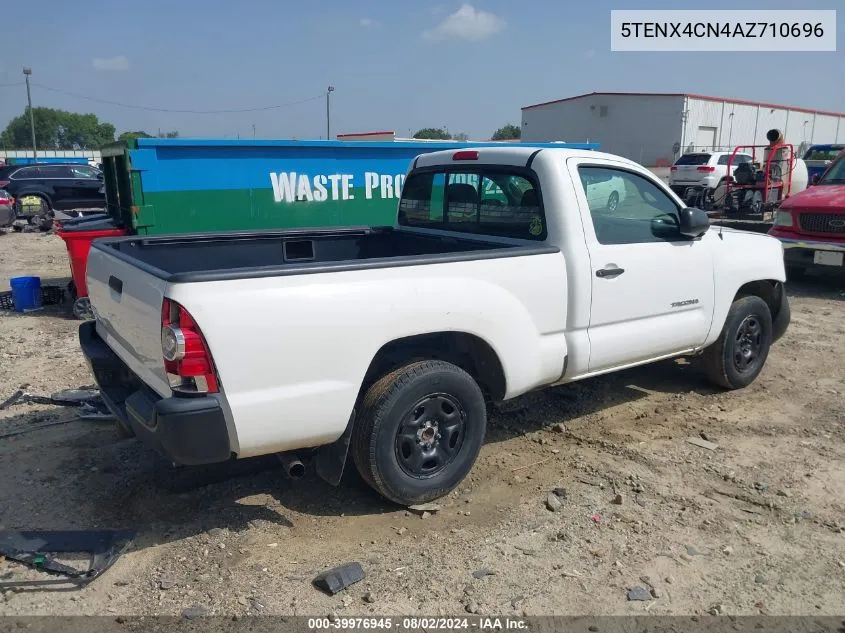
[0,230,844,618]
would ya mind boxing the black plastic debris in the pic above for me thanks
[312,562,365,595]
[50,388,101,405]
[0,529,135,588]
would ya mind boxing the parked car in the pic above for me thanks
[769,148,845,278]
[582,169,627,212]
[0,163,105,219]
[0,189,14,227]
[80,146,790,506]
[802,144,845,183]
[669,151,753,199]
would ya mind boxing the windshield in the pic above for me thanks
[804,146,844,161]
[818,156,845,184]
[674,153,711,166]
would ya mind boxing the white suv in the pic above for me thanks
[669,152,752,198]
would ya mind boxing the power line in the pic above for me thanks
[0,82,24,88]
[27,82,326,114]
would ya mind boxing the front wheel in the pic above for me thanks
[351,360,486,506]
[702,296,772,389]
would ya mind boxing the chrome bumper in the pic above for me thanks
[778,237,845,253]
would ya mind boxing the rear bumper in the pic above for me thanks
[79,321,232,466]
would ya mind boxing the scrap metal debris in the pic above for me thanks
[0,387,112,422]
[0,529,135,588]
[312,562,365,595]
[687,437,719,451]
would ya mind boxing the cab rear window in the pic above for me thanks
[398,168,546,240]
[674,153,711,166]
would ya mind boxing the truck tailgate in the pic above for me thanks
[86,245,171,397]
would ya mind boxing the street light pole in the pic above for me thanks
[23,67,37,163]
[326,86,335,140]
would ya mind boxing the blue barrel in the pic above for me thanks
[10,276,42,312]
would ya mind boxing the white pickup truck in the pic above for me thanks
[80,147,790,506]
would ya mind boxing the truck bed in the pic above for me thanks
[94,226,557,283]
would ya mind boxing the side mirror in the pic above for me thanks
[678,207,710,238]
[810,174,820,185]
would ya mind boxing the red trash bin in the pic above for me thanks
[55,218,126,319]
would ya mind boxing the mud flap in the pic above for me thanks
[315,411,355,487]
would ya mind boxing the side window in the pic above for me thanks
[579,166,680,245]
[717,155,730,165]
[13,167,39,179]
[70,166,98,179]
[38,165,70,178]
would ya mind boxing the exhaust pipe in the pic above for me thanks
[278,452,306,479]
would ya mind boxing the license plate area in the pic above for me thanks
[813,251,844,266]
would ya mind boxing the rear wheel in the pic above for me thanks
[351,360,486,506]
[72,296,94,320]
[16,195,49,219]
[702,296,772,389]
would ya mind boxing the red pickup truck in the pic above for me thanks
[769,150,845,278]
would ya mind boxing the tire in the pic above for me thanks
[72,296,94,320]
[351,360,486,506]
[606,191,619,213]
[16,195,49,219]
[702,296,773,389]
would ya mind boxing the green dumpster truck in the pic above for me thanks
[100,138,599,235]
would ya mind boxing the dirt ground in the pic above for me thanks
[0,229,843,618]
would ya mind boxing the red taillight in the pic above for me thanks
[452,150,478,161]
[670,166,678,171]
[161,298,219,394]
[697,166,716,172]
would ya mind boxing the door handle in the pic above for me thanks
[596,266,625,278]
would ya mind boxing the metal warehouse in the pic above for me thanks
[521,91,845,166]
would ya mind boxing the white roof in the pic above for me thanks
[413,146,640,169]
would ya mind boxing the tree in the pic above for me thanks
[0,107,116,150]
[118,130,154,142]
[413,127,450,140]
[158,130,179,138]
[452,132,470,141]
[491,124,521,140]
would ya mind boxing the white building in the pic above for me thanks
[521,91,845,166]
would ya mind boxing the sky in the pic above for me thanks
[0,0,842,142]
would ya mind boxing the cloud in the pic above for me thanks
[423,4,506,42]
[92,55,130,71]
[359,17,378,27]
[584,48,596,59]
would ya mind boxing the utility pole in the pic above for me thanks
[252,123,256,138]
[22,67,37,163]
[326,86,335,140]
